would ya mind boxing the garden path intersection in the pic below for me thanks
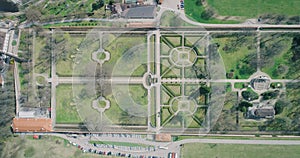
[44,28,300,135]
[8,3,300,158]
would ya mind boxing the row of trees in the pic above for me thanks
[22,0,111,25]
[0,68,15,154]
[261,14,300,25]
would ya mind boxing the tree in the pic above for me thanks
[92,0,105,12]
[241,90,258,101]
[213,110,237,131]
[261,90,279,100]
[0,69,15,154]
[201,9,214,20]
[108,0,114,5]
[274,100,285,115]
[25,7,42,23]
[265,117,292,131]
[238,101,252,113]
[195,0,202,6]
[291,36,300,62]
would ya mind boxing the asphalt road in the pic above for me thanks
[18,133,300,158]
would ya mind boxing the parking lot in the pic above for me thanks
[63,133,177,158]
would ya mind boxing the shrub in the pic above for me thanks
[261,90,279,100]
[201,9,214,20]
[241,89,258,101]
[12,40,17,46]
[238,101,253,113]
[274,100,285,115]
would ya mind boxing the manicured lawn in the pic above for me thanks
[103,34,147,77]
[161,107,172,125]
[55,34,86,77]
[103,95,125,124]
[132,64,147,77]
[98,100,107,108]
[182,143,300,158]
[104,92,147,126]
[185,0,240,24]
[212,33,257,79]
[36,76,46,85]
[234,82,246,89]
[34,35,51,77]
[207,0,300,17]
[150,88,156,126]
[56,84,82,123]
[129,85,148,106]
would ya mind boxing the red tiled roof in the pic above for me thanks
[155,133,172,142]
[12,118,53,132]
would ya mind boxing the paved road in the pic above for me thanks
[158,3,300,28]
[18,133,300,158]
[50,29,58,128]
[18,5,300,30]
[172,138,300,146]
[256,30,261,71]
[154,30,162,131]
[56,77,144,84]
[12,4,300,157]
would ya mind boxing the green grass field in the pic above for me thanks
[129,85,148,106]
[55,34,86,77]
[234,82,246,89]
[33,35,51,77]
[185,0,240,24]
[260,33,294,79]
[103,35,147,76]
[182,143,300,158]
[212,33,257,79]
[104,92,147,126]
[1,136,107,158]
[56,84,82,123]
[207,0,300,17]
[186,0,300,23]
[176,135,300,141]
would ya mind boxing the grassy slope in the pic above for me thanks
[185,0,240,24]
[1,136,109,158]
[186,0,300,23]
[182,143,300,158]
[208,0,300,17]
